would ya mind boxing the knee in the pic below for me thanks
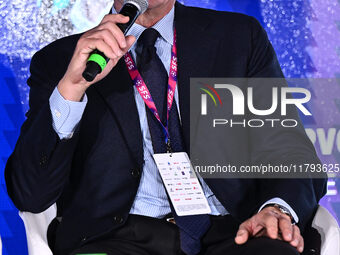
[245,237,300,255]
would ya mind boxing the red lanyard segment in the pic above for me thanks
[124,30,178,151]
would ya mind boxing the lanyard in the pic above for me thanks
[124,30,178,152]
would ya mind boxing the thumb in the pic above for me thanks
[235,223,250,245]
[124,35,136,52]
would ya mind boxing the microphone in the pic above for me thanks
[82,0,148,82]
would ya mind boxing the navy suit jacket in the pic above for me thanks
[5,2,326,254]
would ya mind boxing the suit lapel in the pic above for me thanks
[94,59,144,167]
[175,2,221,152]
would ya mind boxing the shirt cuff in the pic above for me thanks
[259,197,299,223]
[49,87,87,139]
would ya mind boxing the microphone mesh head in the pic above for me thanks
[124,0,149,14]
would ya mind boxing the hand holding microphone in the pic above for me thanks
[57,0,148,102]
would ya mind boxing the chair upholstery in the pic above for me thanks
[19,204,56,255]
[312,206,340,255]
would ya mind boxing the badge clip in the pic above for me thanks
[166,139,173,156]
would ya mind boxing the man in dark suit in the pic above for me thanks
[5,0,326,254]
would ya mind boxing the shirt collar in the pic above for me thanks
[111,6,174,46]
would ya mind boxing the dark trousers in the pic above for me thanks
[70,214,301,255]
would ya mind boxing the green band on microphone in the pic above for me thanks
[87,53,107,72]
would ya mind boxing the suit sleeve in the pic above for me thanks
[5,47,81,213]
[246,17,327,230]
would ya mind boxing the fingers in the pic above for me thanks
[290,225,304,253]
[235,209,279,245]
[262,211,279,239]
[235,207,304,254]
[78,37,117,59]
[235,222,251,245]
[83,15,132,57]
[99,14,129,49]
[278,215,293,242]
[96,22,127,49]
[102,13,129,25]
[85,30,123,58]
[125,35,136,50]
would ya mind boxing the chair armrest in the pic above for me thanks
[19,204,56,255]
[312,205,340,255]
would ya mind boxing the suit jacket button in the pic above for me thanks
[39,155,48,166]
[113,216,124,224]
[131,169,140,178]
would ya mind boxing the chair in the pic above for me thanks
[20,205,340,255]
[20,204,56,255]
[312,206,340,255]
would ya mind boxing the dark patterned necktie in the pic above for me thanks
[136,28,211,255]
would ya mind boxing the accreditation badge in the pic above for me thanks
[153,152,211,216]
